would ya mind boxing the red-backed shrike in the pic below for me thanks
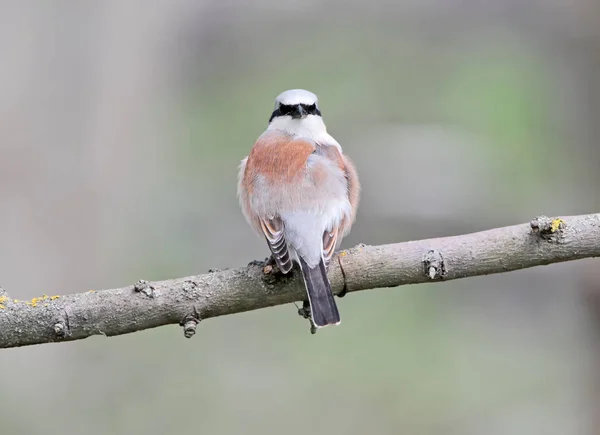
[238,89,360,328]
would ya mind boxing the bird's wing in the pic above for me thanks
[312,142,361,263]
[237,157,262,235]
[322,226,340,268]
[259,216,293,273]
[339,153,360,236]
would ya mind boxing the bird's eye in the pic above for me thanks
[307,104,317,114]
[279,104,292,115]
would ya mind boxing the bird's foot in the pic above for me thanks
[297,299,311,319]
[262,255,281,275]
[297,300,317,334]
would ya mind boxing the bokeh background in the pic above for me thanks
[1,1,600,434]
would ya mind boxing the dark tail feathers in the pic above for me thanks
[298,256,340,327]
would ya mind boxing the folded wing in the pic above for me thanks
[259,216,293,273]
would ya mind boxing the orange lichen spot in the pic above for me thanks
[50,295,60,300]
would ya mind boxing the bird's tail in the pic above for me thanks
[297,256,340,328]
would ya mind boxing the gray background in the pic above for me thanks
[1,1,599,434]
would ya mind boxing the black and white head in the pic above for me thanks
[269,89,322,123]
[267,89,329,138]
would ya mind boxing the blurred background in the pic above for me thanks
[1,1,599,434]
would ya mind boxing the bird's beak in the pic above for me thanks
[291,104,307,119]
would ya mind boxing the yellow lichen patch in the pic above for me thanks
[551,218,565,233]
[0,304,5,309]
[25,296,49,307]
[44,303,48,307]
[13,299,19,303]
[0,296,7,304]
[41,295,48,300]
[339,251,347,257]
[87,290,96,293]
[50,295,60,300]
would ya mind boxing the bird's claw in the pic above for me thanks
[297,300,311,319]
[297,300,317,334]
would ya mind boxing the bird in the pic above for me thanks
[237,89,360,328]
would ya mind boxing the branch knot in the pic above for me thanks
[53,314,70,339]
[423,250,445,279]
[180,306,201,339]
[133,279,156,298]
[530,215,567,242]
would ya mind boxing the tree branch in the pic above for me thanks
[1,213,599,349]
